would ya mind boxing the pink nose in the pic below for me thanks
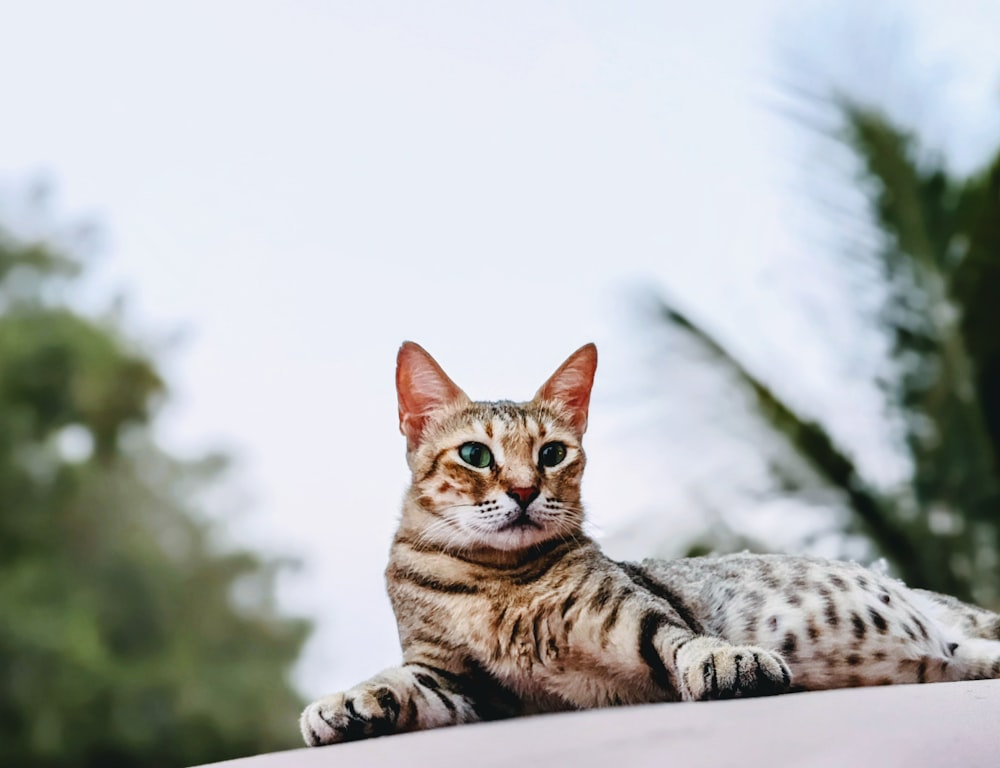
[507,486,539,508]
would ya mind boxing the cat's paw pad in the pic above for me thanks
[300,685,402,746]
[682,646,791,701]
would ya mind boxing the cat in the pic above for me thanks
[300,342,1000,745]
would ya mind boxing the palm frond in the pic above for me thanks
[654,298,925,583]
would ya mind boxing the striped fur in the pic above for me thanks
[300,343,1000,745]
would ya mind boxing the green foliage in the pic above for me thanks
[658,105,1000,607]
[0,228,310,767]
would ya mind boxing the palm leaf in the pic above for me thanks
[840,106,1000,603]
[653,298,927,584]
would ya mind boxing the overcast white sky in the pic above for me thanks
[1,0,998,699]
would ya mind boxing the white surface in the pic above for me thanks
[200,680,1000,768]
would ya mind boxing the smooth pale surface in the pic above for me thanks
[197,679,1000,768]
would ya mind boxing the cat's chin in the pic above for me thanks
[496,515,542,533]
[472,526,565,553]
[412,522,565,554]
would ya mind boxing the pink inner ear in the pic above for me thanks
[534,343,598,435]
[396,342,468,449]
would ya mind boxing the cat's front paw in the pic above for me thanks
[300,685,402,746]
[679,644,791,701]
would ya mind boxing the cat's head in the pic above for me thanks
[396,342,597,553]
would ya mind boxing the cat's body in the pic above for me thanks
[301,343,1000,746]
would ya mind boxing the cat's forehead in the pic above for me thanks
[460,400,563,439]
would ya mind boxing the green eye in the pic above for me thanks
[539,442,567,468]
[458,442,493,468]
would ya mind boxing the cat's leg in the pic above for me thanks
[941,638,1000,681]
[913,589,1000,640]
[665,631,793,701]
[300,664,481,746]
[606,606,791,701]
[908,590,1000,680]
[603,565,792,701]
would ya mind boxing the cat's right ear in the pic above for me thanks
[396,342,470,450]
[534,343,598,436]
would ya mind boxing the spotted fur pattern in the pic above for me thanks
[300,342,1000,746]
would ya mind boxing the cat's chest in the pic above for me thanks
[462,575,627,688]
[458,583,569,666]
[462,593,582,701]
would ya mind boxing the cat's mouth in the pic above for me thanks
[497,512,542,532]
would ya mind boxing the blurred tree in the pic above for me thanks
[654,103,1000,607]
[0,221,310,767]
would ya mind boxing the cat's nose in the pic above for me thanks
[507,486,540,510]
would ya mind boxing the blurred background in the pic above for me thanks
[2,0,999,765]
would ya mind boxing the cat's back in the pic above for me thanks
[631,552,957,690]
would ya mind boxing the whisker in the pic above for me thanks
[412,517,463,550]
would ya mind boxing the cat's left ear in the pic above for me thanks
[533,343,597,436]
[397,342,470,450]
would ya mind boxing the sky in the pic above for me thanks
[1,0,998,699]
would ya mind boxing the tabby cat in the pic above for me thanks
[300,342,1000,745]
